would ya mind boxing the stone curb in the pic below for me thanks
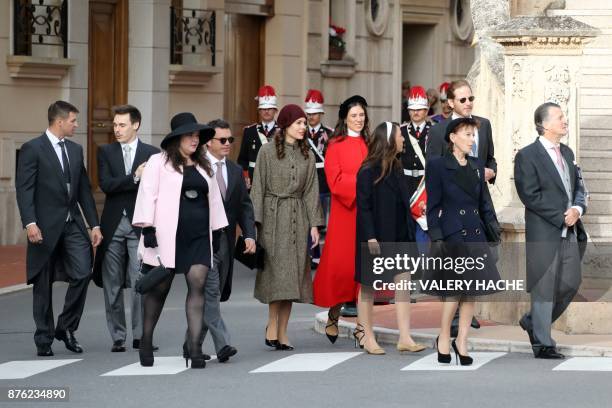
[0,283,31,296]
[314,311,612,357]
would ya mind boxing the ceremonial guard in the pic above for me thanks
[304,89,334,267]
[431,82,452,124]
[400,86,432,246]
[237,85,280,188]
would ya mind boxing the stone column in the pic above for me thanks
[128,0,170,146]
[475,16,605,333]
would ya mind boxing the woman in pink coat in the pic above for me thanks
[132,113,228,368]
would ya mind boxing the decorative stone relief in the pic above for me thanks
[364,0,389,37]
[544,64,571,114]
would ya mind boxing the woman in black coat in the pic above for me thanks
[425,117,501,366]
[354,122,426,355]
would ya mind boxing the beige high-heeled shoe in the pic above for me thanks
[396,342,427,353]
[363,339,386,355]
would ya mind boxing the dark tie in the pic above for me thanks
[263,125,269,136]
[57,141,71,184]
[415,128,421,139]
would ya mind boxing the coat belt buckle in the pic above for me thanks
[184,189,198,199]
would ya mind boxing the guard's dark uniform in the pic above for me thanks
[400,121,432,196]
[306,125,333,195]
[237,122,279,181]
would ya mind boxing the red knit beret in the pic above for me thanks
[277,104,307,129]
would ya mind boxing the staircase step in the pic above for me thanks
[585,193,612,215]
[581,136,612,151]
[581,155,612,172]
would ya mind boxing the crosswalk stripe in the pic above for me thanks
[553,357,612,371]
[0,359,81,379]
[400,352,507,371]
[101,356,216,376]
[250,352,362,373]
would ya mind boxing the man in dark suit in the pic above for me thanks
[514,102,588,359]
[92,105,159,352]
[426,79,497,333]
[184,119,256,363]
[427,79,497,184]
[16,101,102,356]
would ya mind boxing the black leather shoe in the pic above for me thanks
[279,344,294,351]
[217,345,237,363]
[182,341,211,360]
[535,347,565,359]
[55,330,83,353]
[36,345,54,357]
[133,339,159,351]
[471,316,481,329]
[111,340,126,352]
[519,317,536,345]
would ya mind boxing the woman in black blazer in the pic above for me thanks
[355,122,426,355]
[425,117,500,365]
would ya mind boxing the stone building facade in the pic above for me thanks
[0,0,476,245]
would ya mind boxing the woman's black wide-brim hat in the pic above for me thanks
[161,112,215,150]
[338,95,368,120]
[444,117,479,143]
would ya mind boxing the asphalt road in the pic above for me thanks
[1,263,611,408]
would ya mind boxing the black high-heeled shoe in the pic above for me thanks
[265,326,281,349]
[182,341,212,361]
[352,323,365,349]
[139,346,154,367]
[325,310,340,344]
[435,336,451,364]
[188,354,207,369]
[451,339,473,366]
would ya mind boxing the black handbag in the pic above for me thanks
[234,235,265,270]
[135,255,172,294]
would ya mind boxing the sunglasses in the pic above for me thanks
[457,96,475,104]
[213,137,235,145]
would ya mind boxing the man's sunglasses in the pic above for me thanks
[213,137,235,145]
[457,96,475,104]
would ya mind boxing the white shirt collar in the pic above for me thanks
[451,112,472,120]
[539,136,560,149]
[411,121,425,132]
[309,124,321,134]
[120,138,139,152]
[206,151,226,166]
[262,121,275,129]
[45,129,62,145]
[347,128,360,137]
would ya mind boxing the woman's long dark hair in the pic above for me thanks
[164,135,212,176]
[274,127,310,160]
[331,101,370,143]
[361,122,401,184]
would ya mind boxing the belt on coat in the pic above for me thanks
[266,191,303,256]
[404,169,425,177]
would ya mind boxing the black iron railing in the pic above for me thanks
[170,7,216,66]
[13,0,68,58]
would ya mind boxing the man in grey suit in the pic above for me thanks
[514,102,588,359]
[16,101,102,356]
[92,105,159,352]
[183,119,256,363]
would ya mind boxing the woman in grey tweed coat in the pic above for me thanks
[250,104,324,350]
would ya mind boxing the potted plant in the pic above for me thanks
[328,23,346,60]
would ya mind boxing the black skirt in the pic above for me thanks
[174,166,211,274]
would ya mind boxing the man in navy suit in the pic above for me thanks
[184,119,256,363]
[93,105,159,352]
[514,102,588,359]
[16,101,102,356]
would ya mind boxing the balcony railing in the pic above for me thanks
[170,7,216,66]
[13,0,68,58]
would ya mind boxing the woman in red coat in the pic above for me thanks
[313,95,370,343]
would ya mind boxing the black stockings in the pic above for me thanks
[185,264,209,357]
